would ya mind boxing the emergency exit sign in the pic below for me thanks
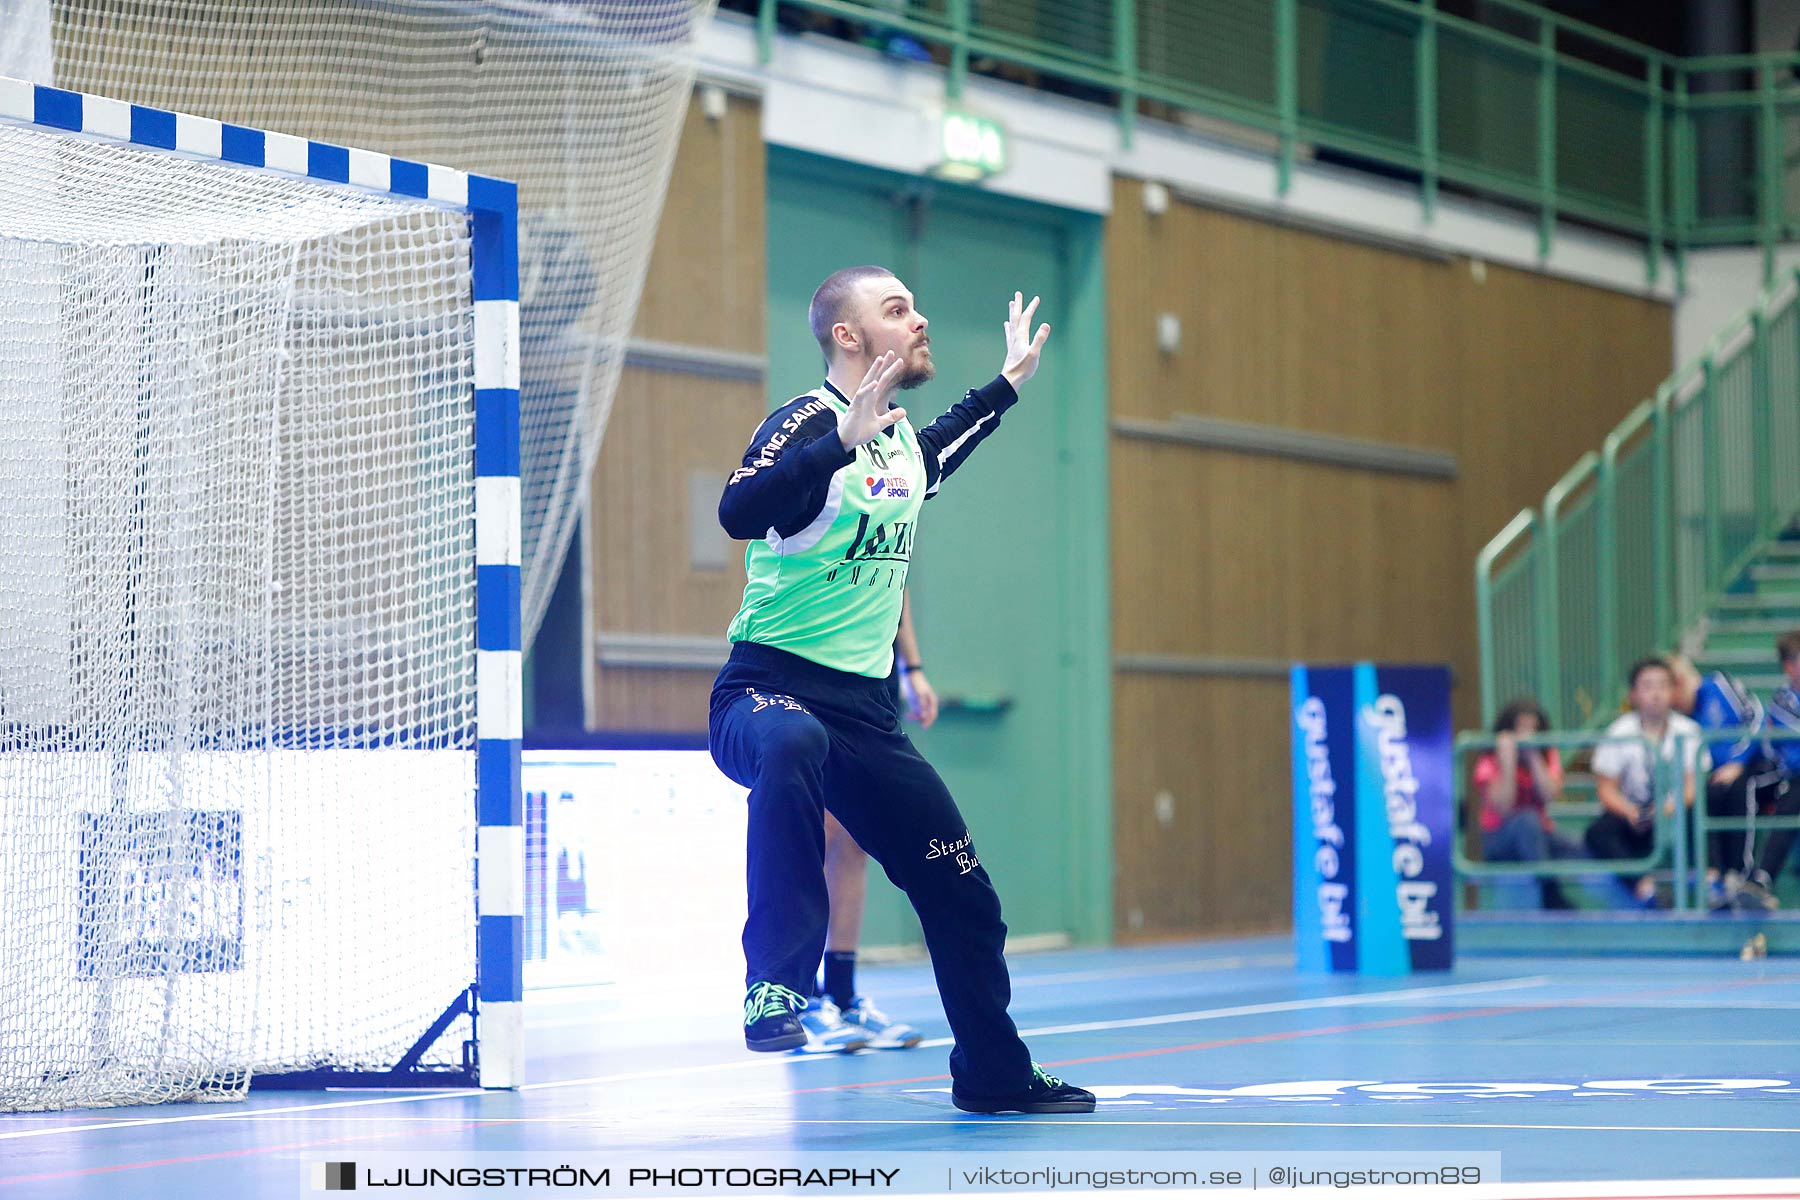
[938,111,1006,181]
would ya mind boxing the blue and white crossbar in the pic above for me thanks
[0,76,525,1090]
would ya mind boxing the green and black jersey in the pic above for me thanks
[719,375,1018,677]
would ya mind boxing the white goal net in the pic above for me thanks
[0,115,481,1111]
[35,0,717,647]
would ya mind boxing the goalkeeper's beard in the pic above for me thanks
[860,325,934,390]
[898,357,934,389]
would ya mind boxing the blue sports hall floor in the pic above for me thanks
[3,937,1798,1198]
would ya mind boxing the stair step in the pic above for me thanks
[1750,563,1800,582]
[1713,593,1800,614]
[1708,616,1800,633]
[1695,646,1771,665]
[1761,541,1800,561]
[1703,627,1795,653]
[1752,577,1800,597]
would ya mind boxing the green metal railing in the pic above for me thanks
[1475,509,1540,725]
[1543,451,1606,727]
[1475,270,1800,730]
[756,0,1800,282]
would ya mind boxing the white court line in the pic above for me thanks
[1002,953,1295,987]
[0,975,1552,1142]
[865,1189,1800,1200]
[730,1182,1800,1200]
[772,1118,1800,1135]
[843,954,1298,1000]
[693,1184,1800,1200]
[904,975,1555,1048]
[137,1113,1800,1135]
[528,954,1297,1022]
[1302,1040,1800,1048]
[0,1089,483,1141]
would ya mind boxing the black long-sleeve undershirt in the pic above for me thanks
[718,375,1018,541]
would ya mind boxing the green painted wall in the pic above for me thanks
[765,149,1112,948]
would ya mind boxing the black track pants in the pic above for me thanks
[709,641,1033,1094]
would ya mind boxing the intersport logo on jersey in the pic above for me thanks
[865,473,910,499]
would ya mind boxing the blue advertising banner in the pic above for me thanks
[1290,665,1357,973]
[1292,663,1454,974]
[1367,664,1456,971]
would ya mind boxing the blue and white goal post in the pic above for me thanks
[0,77,522,1109]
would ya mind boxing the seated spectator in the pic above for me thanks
[1663,658,1792,910]
[1737,631,1800,908]
[1471,698,1581,909]
[1586,657,1710,908]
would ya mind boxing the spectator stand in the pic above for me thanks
[1453,730,1800,955]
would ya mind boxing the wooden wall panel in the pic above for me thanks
[1114,675,1294,938]
[1108,180,1671,456]
[1109,176,1673,937]
[1112,441,1462,664]
[586,91,764,731]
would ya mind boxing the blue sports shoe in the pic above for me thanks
[840,996,922,1050]
[792,996,869,1054]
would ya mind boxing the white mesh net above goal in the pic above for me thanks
[32,0,717,648]
[0,120,479,1111]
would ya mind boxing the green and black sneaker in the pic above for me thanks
[743,982,809,1052]
[952,1062,1097,1114]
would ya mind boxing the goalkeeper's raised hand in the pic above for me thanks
[837,350,908,452]
[999,291,1051,390]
